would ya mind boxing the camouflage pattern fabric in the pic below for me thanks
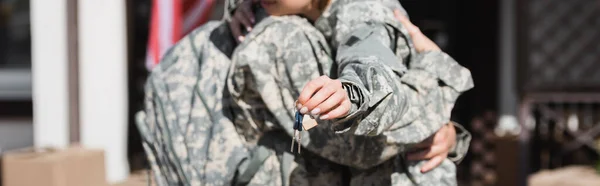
[136,18,275,186]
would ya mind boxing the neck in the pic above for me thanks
[302,0,330,22]
[303,8,322,22]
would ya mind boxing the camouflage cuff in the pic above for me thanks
[342,82,362,115]
[330,80,367,133]
[410,51,474,93]
[447,121,471,164]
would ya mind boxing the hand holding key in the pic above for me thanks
[296,75,351,120]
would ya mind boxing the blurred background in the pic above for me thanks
[0,0,599,185]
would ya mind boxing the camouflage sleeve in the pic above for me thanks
[140,39,199,186]
[324,3,445,147]
[409,50,474,97]
[332,23,408,132]
[448,122,471,164]
[223,0,243,21]
[140,73,171,186]
[400,51,474,164]
[409,52,474,152]
[329,2,474,143]
[333,25,452,148]
[324,2,410,134]
[139,21,244,185]
[399,50,474,136]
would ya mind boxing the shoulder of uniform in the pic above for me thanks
[241,16,315,44]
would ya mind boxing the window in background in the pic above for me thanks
[0,0,30,69]
[0,0,32,116]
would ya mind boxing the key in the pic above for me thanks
[291,126,296,152]
[290,130,296,152]
[291,111,304,154]
[297,112,303,154]
[291,112,298,152]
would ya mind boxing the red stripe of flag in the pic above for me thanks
[146,0,215,71]
[147,0,161,70]
[172,0,182,43]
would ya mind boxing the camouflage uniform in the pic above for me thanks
[225,0,473,185]
[137,7,272,185]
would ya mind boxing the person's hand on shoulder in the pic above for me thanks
[393,10,441,53]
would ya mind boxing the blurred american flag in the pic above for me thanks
[145,0,216,71]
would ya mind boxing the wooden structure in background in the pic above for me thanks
[516,0,600,185]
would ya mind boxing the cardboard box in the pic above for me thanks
[2,145,107,186]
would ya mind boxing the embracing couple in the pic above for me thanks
[137,0,474,185]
